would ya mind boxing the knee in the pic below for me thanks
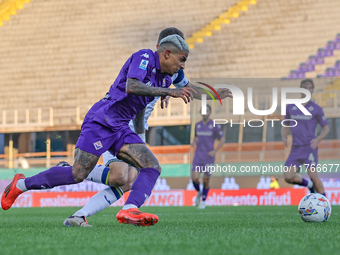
[72,167,87,183]
[110,175,128,187]
[310,177,318,183]
[141,159,161,173]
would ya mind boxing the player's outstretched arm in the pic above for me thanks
[126,78,195,104]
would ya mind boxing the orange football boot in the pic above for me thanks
[1,173,26,210]
[116,208,159,226]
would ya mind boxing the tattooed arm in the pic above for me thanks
[133,108,145,134]
[126,78,196,104]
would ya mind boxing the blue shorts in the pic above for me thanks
[75,116,143,157]
[285,144,318,170]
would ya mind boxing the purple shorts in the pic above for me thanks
[285,144,318,170]
[75,117,143,157]
[192,157,215,176]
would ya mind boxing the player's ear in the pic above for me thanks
[164,49,171,60]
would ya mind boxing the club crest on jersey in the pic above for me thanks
[93,141,103,150]
[308,106,314,111]
[152,68,156,74]
[292,106,297,110]
[139,60,149,70]
[141,53,149,58]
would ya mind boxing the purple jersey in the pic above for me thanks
[86,49,172,127]
[76,49,172,156]
[285,101,327,146]
[193,120,223,162]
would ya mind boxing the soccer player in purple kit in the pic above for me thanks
[57,28,233,227]
[282,79,329,195]
[2,34,195,226]
[191,104,224,209]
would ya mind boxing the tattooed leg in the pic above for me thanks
[117,143,161,209]
[72,148,100,183]
[117,143,161,172]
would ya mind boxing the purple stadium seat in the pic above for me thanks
[324,68,340,77]
[335,34,340,43]
[288,71,305,79]
[326,41,336,50]
[317,48,333,57]
[334,60,340,69]
[298,63,314,72]
[306,55,324,65]
[335,42,340,50]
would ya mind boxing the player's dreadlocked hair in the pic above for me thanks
[157,27,184,44]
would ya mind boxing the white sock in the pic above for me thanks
[16,179,28,192]
[122,204,138,210]
[307,179,313,189]
[86,165,110,185]
[73,186,122,217]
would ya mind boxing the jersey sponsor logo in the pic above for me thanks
[141,53,149,58]
[291,114,312,120]
[197,131,213,136]
[139,60,149,70]
[93,141,103,150]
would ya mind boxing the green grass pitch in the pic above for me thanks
[0,206,339,255]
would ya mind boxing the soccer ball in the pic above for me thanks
[298,193,331,222]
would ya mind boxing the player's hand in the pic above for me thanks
[160,96,170,109]
[208,150,216,157]
[168,86,197,104]
[282,136,289,147]
[217,88,233,99]
[310,138,319,149]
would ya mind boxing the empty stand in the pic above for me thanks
[1,0,340,132]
